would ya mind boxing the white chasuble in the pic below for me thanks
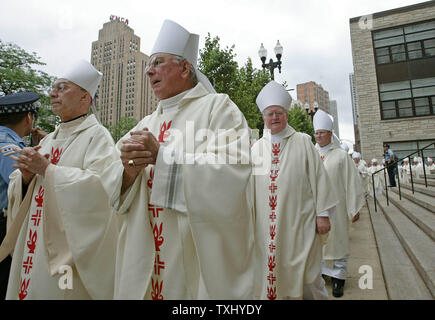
[316,143,365,261]
[106,83,254,299]
[6,115,119,299]
[367,165,384,195]
[252,126,337,299]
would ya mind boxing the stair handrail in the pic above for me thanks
[371,142,435,212]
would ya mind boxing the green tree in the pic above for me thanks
[106,116,138,143]
[0,40,56,133]
[198,34,239,97]
[198,35,270,131]
[287,104,315,142]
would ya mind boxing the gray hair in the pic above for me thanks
[172,55,198,86]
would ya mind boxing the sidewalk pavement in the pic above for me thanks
[324,201,389,300]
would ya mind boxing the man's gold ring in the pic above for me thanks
[128,160,135,168]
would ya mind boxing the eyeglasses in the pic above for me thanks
[145,54,184,73]
[314,131,330,136]
[51,82,69,93]
[264,111,286,118]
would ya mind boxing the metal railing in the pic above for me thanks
[372,142,435,212]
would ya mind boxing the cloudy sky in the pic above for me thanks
[0,0,427,146]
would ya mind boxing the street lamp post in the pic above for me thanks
[258,41,283,80]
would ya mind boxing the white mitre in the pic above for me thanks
[151,19,216,93]
[313,109,333,132]
[60,60,102,100]
[256,80,292,113]
[352,152,361,159]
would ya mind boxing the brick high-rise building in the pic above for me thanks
[91,16,158,128]
[297,81,331,114]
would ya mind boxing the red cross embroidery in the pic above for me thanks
[267,286,277,300]
[267,273,277,285]
[22,256,33,274]
[148,204,163,218]
[158,121,172,143]
[154,254,165,276]
[268,242,276,253]
[31,210,42,227]
[151,278,164,300]
[272,158,280,165]
[321,155,325,161]
[269,183,277,194]
[269,212,277,223]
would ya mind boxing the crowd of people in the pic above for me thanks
[0,20,376,300]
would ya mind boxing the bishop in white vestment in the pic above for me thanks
[1,60,119,299]
[104,20,254,300]
[251,81,337,300]
[313,110,365,298]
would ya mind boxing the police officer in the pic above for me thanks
[0,92,40,299]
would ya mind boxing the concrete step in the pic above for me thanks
[389,186,435,214]
[419,174,435,180]
[384,189,435,241]
[375,195,435,298]
[399,183,435,197]
[367,197,432,299]
[414,178,435,187]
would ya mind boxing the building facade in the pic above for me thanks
[350,1,435,163]
[349,73,361,152]
[91,17,158,128]
[297,81,331,114]
[329,100,340,138]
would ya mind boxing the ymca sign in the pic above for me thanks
[110,15,129,25]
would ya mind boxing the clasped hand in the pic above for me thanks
[11,146,50,185]
[120,128,160,178]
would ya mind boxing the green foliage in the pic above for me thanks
[0,40,54,95]
[106,116,138,142]
[0,40,56,133]
[198,34,271,132]
[287,104,315,142]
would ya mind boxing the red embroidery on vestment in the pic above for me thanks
[267,286,277,300]
[268,256,276,272]
[158,121,172,143]
[18,278,30,300]
[26,230,37,254]
[151,278,164,300]
[51,147,62,164]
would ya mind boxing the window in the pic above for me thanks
[379,77,435,119]
[373,19,435,64]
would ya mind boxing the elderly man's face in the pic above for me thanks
[146,53,190,100]
[262,105,288,135]
[50,79,89,121]
[354,157,360,164]
[315,129,332,147]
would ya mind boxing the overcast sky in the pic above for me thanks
[0,0,427,146]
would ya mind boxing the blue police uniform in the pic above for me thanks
[0,126,25,211]
[0,91,39,299]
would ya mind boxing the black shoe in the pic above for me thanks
[332,278,345,298]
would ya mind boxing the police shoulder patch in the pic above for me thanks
[0,144,18,157]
